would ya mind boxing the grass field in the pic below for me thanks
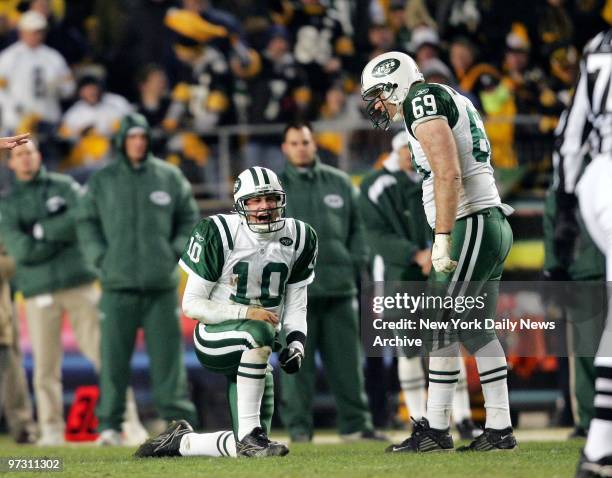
[0,435,583,478]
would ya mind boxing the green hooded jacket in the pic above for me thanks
[76,113,199,291]
[279,158,368,298]
[359,163,431,281]
[0,167,96,297]
[543,188,604,280]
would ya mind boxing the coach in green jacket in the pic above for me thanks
[359,135,431,283]
[77,113,198,442]
[279,122,382,442]
[0,140,101,445]
[543,185,605,438]
[359,132,433,425]
[0,161,95,298]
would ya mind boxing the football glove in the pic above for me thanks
[279,341,304,374]
[432,233,457,273]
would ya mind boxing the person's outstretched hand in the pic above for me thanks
[0,133,30,150]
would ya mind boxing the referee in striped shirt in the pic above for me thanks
[554,28,612,478]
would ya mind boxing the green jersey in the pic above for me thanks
[179,214,318,317]
[402,82,510,228]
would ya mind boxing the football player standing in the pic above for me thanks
[361,52,517,452]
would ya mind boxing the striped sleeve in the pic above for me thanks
[287,221,318,286]
[179,217,226,282]
[554,29,612,194]
[554,66,591,195]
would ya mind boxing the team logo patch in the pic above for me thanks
[324,194,344,208]
[233,178,241,195]
[46,196,66,214]
[372,58,400,78]
[149,191,171,206]
[280,237,293,247]
[194,232,205,242]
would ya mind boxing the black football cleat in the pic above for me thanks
[236,427,289,458]
[134,420,193,458]
[569,426,588,439]
[385,417,454,453]
[455,418,483,440]
[456,426,517,452]
[575,451,612,478]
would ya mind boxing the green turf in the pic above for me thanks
[0,436,583,478]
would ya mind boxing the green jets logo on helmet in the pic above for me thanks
[372,58,400,78]
[233,178,242,195]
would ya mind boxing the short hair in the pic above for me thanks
[282,121,313,141]
[136,63,164,86]
[9,137,38,157]
[451,36,479,59]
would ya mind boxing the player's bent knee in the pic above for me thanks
[248,345,272,362]
[245,320,275,348]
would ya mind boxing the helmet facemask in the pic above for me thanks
[235,191,287,233]
[361,52,425,130]
[362,82,400,130]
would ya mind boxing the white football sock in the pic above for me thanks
[584,356,612,461]
[474,340,511,429]
[426,350,460,430]
[398,356,426,419]
[452,358,472,423]
[585,419,612,461]
[179,430,236,457]
[237,347,270,441]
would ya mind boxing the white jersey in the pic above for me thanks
[402,82,508,228]
[61,93,133,139]
[0,41,74,130]
[179,213,317,318]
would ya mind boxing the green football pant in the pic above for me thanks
[427,207,513,353]
[193,320,276,438]
[573,355,597,430]
[97,289,197,431]
[280,296,373,439]
[568,280,606,430]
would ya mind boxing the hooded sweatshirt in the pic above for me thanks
[76,113,198,290]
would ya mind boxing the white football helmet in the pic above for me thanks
[233,166,286,233]
[361,51,424,130]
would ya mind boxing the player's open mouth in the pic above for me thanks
[253,212,273,223]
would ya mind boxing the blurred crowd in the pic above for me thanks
[0,0,610,194]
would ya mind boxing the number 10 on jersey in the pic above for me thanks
[231,261,288,308]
